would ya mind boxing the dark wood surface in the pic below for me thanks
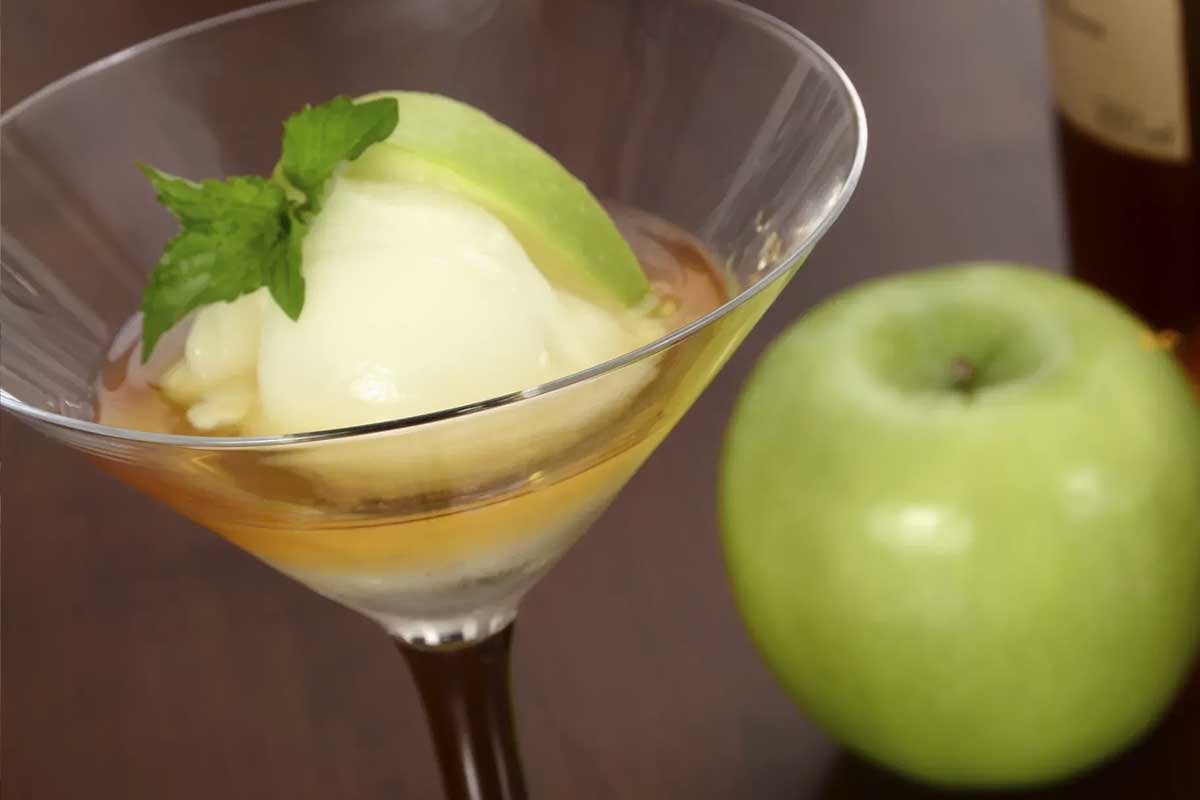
[3,1,1198,798]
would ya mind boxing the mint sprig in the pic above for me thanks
[138,95,399,361]
[138,169,299,360]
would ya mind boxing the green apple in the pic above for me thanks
[719,264,1200,788]
[343,91,649,307]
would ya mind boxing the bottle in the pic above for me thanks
[1043,0,1199,384]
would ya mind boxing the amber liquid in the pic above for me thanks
[90,208,736,612]
[1053,6,1200,387]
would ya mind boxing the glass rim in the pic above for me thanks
[0,0,867,451]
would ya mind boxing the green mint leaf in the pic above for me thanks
[280,95,399,212]
[139,166,286,228]
[264,209,307,321]
[138,168,294,360]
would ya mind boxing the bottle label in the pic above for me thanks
[1044,0,1191,163]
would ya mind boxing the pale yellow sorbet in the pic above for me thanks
[162,176,661,434]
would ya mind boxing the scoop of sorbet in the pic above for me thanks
[162,178,659,434]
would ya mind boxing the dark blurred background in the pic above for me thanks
[2,1,1197,798]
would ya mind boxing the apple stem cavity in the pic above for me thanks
[949,356,978,395]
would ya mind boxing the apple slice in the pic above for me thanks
[341,91,649,307]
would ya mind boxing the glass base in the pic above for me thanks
[388,603,517,647]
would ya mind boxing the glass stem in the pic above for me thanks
[396,624,528,800]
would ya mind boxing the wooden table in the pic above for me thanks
[3,1,1198,797]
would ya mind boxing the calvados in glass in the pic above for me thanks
[0,1,866,797]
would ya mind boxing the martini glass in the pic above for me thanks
[1,0,865,797]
